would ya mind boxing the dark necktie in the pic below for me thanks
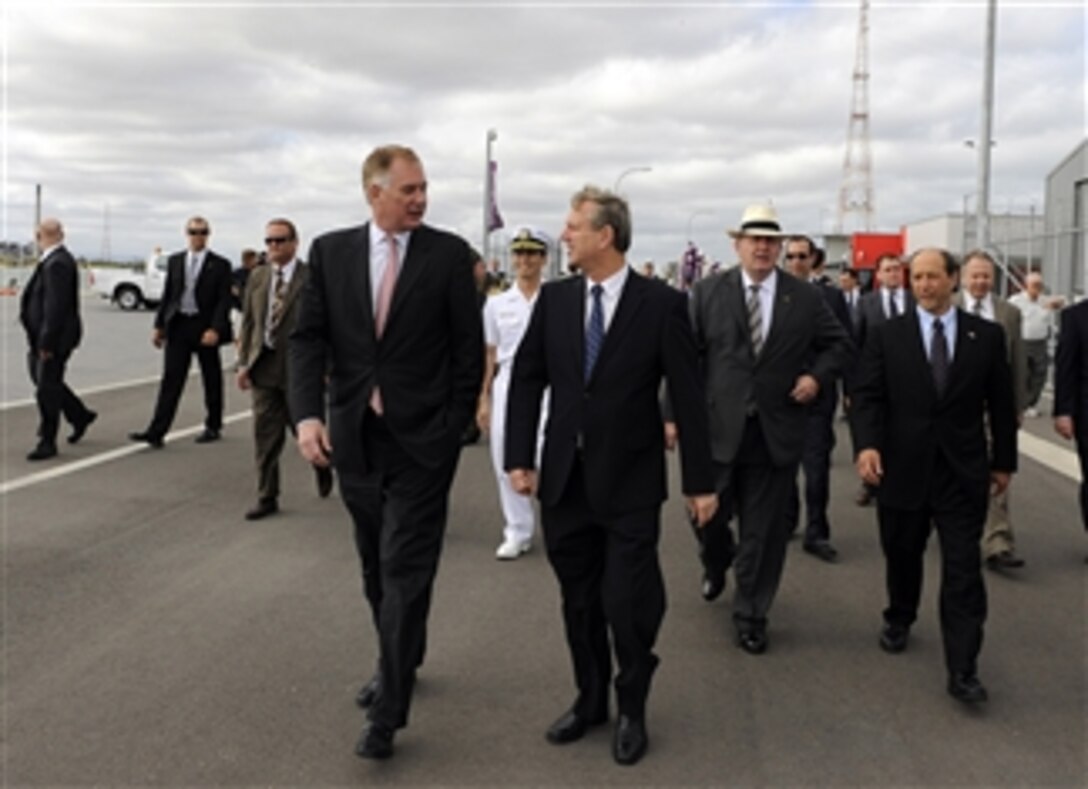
[973,298,984,316]
[931,317,949,395]
[584,283,605,382]
[887,289,899,318]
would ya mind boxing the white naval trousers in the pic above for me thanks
[489,367,547,545]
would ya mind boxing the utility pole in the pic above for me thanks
[975,0,997,251]
[836,0,874,234]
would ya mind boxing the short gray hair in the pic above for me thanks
[571,185,631,253]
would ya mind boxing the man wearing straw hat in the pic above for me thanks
[666,203,852,654]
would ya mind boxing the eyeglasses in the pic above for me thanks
[265,237,294,245]
[784,253,810,260]
[187,228,209,236]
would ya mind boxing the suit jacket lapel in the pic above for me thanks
[905,311,940,399]
[946,308,977,394]
[761,272,796,358]
[387,227,428,329]
[588,270,645,385]
[720,269,752,354]
[345,224,374,339]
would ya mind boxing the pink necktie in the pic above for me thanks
[370,234,399,414]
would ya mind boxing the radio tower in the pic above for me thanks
[100,202,112,263]
[836,0,874,233]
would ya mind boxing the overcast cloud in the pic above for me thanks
[4,0,1084,267]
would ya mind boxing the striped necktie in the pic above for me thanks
[747,284,764,355]
[267,267,286,344]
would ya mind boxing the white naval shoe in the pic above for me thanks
[495,538,532,560]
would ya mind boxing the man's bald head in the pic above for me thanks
[1025,271,1044,297]
[37,218,64,246]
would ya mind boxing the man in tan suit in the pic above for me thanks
[237,218,333,519]
[955,250,1028,569]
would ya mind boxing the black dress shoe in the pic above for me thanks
[879,623,909,654]
[315,465,334,498]
[26,443,57,461]
[986,550,1025,570]
[354,722,395,759]
[947,673,988,704]
[194,428,220,444]
[129,431,164,449]
[545,708,607,744]
[355,673,382,709]
[68,411,97,444]
[803,540,839,562]
[736,629,768,655]
[245,499,279,520]
[612,715,648,766]
[701,571,726,602]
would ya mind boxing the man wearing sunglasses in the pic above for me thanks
[235,219,334,520]
[783,235,853,563]
[130,216,232,448]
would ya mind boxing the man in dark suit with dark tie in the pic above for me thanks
[852,252,915,505]
[666,205,851,654]
[851,248,1016,704]
[130,216,233,448]
[290,145,483,760]
[1053,297,1088,547]
[20,218,96,460]
[505,185,717,766]
[783,235,854,561]
[235,218,332,520]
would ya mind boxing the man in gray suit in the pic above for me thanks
[667,204,852,653]
[236,218,333,519]
[954,250,1028,569]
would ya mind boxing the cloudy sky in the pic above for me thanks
[4,0,1084,267]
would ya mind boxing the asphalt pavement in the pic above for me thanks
[1,298,1085,787]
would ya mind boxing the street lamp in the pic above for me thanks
[614,166,652,193]
[686,209,714,242]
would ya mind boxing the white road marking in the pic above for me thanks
[0,411,252,496]
[1018,430,1080,481]
[0,371,198,411]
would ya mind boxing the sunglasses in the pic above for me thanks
[187,228,210,236]
[265,237,294,245]
[784,253,810,260]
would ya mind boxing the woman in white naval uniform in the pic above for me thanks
[477,228,550,559]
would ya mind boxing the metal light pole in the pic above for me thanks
[483,128,497,263]
[614,166,652,193]
[975,0,997,250]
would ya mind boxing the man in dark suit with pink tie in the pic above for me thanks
[290,145,483,760]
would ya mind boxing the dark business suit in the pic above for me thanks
[687,267,851,632]
[505,270,713,720]
[20,245,93,447]
[785,278,854,544]
[290,222,482,731]
[1054,300,1088,529]
[238,261,310,502]
[850,309,1016,675]
[854,287,915,358]
[144,249,233,439]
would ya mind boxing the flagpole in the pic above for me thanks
[483,129,497,263]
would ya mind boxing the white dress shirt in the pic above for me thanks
[882,287,905,319]
[484,284,541,370]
